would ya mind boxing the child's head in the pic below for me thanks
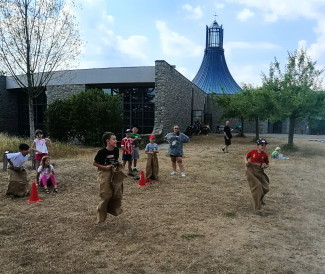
[35,129,43,138]
[125,129,131,137]
[41,156,50,167]
[102,132,117,148]
[256,138,268,151]
[132,126,138,133]
[19,143,30,156]
[275,147,281,151]
[149,134,156,143]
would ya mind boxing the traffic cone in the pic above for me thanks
[137,170,147,187]
[27,182,43,203]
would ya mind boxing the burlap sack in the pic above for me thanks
[245,162,269,211]
[6,169,29,197]
[145,153,159,180]
[96,164,126,223]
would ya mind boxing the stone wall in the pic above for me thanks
[153,60,206,138]
[46,84,86,104]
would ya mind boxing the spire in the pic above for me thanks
[193,20,241,94]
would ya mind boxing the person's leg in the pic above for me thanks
[133,159,137,170]
[41,174,50,193]
[176,157,186,176]
[128,160,132,174]
[171,157,177,174]
[49,174,58,192]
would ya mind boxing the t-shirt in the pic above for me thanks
[33,138,48,154]
[7,152,30,168]
[121,137,134,155]
[94,147,119,166]
[224,125,232,139]
[37,164,55,181]
[145,143,159,152]
[246,149,269,165]
[131,133,140,148]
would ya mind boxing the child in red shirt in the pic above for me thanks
[121,129,135,176]
[244,138,270,212]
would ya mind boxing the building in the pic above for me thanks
[193,20,241,94]
[0,60,207,138]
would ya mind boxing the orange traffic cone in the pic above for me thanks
[137,170,147,187]
[27,182,43,203]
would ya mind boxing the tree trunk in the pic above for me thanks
[28,95,35,140]
[255,117,259,140]
[288,117,296,146]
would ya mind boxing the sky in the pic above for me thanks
[75,0,325,87]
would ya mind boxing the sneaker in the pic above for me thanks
[132,167,138,172]
[171,171,177,175]
[181,172,186,177]
[128,172,135,177]
[222,148,225,153]
[44,189,50,194]
[53,188,58,193]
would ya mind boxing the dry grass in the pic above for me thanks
[0,134,325,273]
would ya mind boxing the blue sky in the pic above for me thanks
[75,0,325,87]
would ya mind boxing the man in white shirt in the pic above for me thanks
[6,143,30,197]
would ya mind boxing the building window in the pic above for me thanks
[102,86,155,134]
[192,110,203,123]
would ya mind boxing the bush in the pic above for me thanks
[46,89,124,146]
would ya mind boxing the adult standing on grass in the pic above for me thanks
[244,138,270,212]
[93,132,126,224]
[222,121,232,153]
[165,124,190,177]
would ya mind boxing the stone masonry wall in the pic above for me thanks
[46,84,86,104]
[153,60,206,138]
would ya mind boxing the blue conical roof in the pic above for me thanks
[193,21,241,94]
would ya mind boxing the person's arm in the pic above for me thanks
[6,155,14,169]
[45,138,51,147]
[93,161,113,171]
[244,155,250,166]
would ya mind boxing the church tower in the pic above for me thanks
[193,20,241,94]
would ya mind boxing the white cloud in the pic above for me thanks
[215,3,225,9]
[237,8,255,21]
[156,21,202,57]
[182,4,203,20]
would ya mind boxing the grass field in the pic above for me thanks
[0,134,324,273]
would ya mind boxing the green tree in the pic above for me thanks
[46,89,124,146]
[0,0,82,139]
[262,49,325,145]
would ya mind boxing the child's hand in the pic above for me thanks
[261,163,268,169]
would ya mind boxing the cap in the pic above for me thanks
[125,129,131,133]
[275,147,281,151]
[149,134,156,139]
[257,138,268,145]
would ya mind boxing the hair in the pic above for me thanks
[35,129,43,136]
[19,143,29,151]
[41,156,50,169]
[102,132,115,146]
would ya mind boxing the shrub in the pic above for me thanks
[46,89,124,146]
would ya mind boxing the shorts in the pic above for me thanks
[122,154,132,162]
[35,153,48,162]
[170,155,182,158]
[132,147,140,160]
[224,137,231,146]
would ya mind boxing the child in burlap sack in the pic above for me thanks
[6,143,30,197]
[93,132,126,224]
[244,138,270,212]
[144,134,159,180]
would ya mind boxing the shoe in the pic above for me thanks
[128,172,135,177]
[181,172,186,177]
[222,148,225,153]
[53,188,58,193]
[44,189,50,194]
[132,167,138,172]
[171,171,177,175]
